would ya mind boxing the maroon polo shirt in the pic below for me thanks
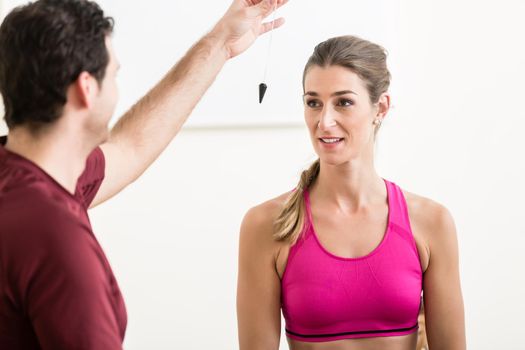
[0,136,127,349]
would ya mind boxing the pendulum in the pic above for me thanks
[259,2,278,104]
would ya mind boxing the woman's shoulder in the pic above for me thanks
[241,191,291,235]
[401,189,455,232]
[239,192,293,274]
[401,189,458,268]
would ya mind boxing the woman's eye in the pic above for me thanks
[337,98,354,107]
[306,100,321,108]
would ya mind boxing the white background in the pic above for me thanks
[1,0,525,349]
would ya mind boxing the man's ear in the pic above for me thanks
[72,71,98,109]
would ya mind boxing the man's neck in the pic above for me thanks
[4,127,93,194]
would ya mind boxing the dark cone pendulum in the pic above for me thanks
[259,83,267,103]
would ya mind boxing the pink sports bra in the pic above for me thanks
[281,179,423,342]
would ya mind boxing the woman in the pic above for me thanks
[237,36,465,350]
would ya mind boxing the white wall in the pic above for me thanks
[2,1,525,349]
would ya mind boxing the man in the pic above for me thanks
[0,0,287,348]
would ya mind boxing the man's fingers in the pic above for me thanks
[259,17,285,35]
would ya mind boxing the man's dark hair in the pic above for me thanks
[0,0,114,131]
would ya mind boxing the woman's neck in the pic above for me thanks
[311,159,386,211]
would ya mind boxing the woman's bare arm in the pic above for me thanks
[237,203,283,350]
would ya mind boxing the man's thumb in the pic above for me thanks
[245,0,276,19]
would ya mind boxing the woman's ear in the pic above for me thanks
[377,92,391,119]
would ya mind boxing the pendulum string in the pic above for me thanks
[259,2,278,103]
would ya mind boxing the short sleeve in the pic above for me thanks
[76,147,105,208]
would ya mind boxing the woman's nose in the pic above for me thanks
[317,107,337,130]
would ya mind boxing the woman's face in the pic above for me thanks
[303,65,389,166]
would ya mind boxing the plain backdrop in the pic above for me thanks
[1,1,525,349]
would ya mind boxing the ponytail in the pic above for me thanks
[274,159,320,243]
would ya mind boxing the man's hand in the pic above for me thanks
[213,0,288,59]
